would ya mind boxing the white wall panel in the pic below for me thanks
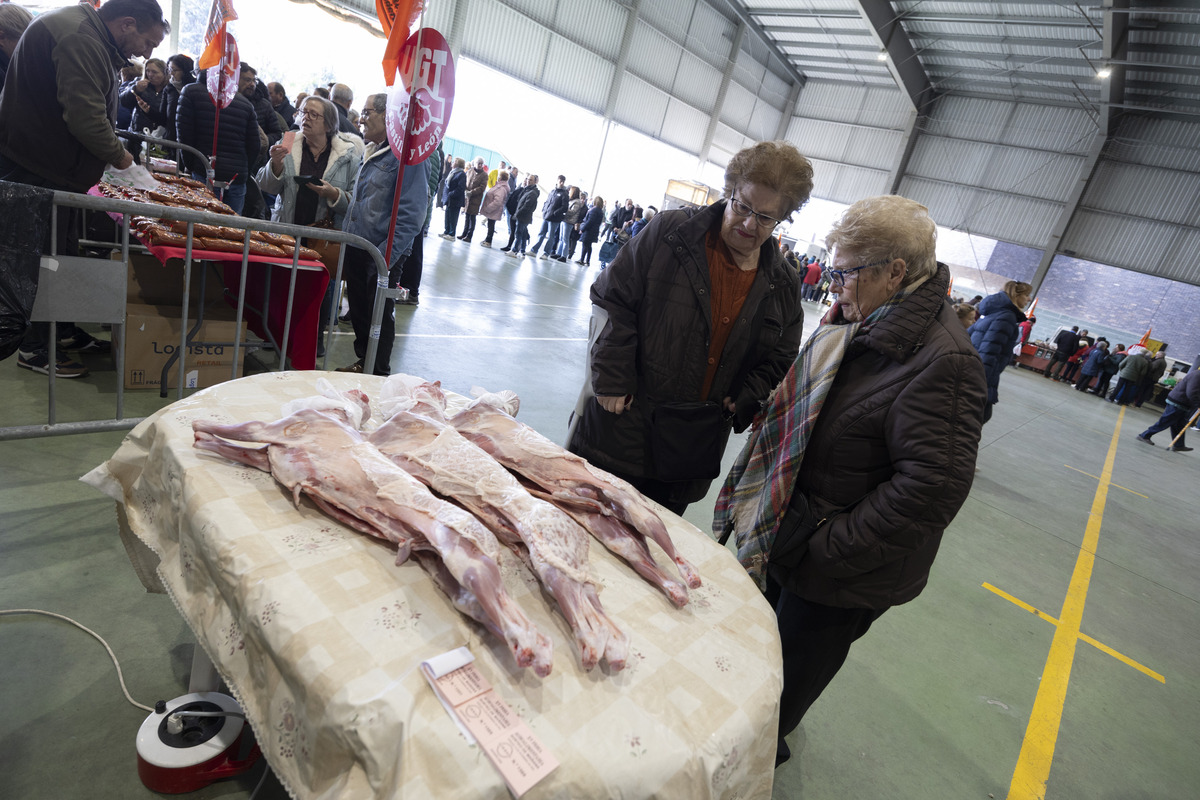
[748,97,783,142]
[672,51,723,111]
[899,176,1063,247]
[660,98,709,154]
[555,0,627,57]
[461,4,545,83]
[613,74,670,136]
[685,1,736,67]
[720,82,758,128]
[626,24,683,91]
[809,160,891,207]
[540,37,614,114]
[1085,161,1200,225]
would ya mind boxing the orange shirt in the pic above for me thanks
[701,229,757,399]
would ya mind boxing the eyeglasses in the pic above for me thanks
[728,196,785,230]
[826,257,892,286]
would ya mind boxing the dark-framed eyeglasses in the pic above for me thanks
[826,257,892,286]
[728,196,785,230]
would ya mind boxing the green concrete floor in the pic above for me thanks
[2,234,1197,799]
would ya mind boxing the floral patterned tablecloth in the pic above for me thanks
[84,372,782,800]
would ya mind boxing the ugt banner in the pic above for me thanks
[385,28,455,166]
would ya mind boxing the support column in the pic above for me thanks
[697,20,747,166]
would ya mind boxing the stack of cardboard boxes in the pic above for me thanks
[124,254,248,390]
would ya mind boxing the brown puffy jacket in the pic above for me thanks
[568,202,804,504]
[768,262,987,609]
[464,165,488,215]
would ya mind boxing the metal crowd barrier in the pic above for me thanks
[0,187,399,442]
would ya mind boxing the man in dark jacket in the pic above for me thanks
[330,83,362,138]
[967,282,1030,422]
[1092,344,1125,398]
[0,4,34,90]
[529,175,568,258]
[176,72,261,214]
[1,0,168,377]
[1137,367,1199,452]
[1044,325,1080,380]
[506,174,539,256]
[238,64,282,147]
[500,177,525,251]
[268,81,295,129]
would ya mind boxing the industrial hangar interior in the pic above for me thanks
[2,1,1198,799]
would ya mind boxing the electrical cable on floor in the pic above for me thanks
[0,608,155,712]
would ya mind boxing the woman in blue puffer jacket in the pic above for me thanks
[968,280,1032,423]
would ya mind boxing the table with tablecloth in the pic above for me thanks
[83,372,782,800]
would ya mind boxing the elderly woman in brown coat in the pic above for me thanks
[567,140,812,515]
[714,195,986,767]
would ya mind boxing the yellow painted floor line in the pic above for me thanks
[1063,464,1148,498]
[1077,632,1166,684]
[982,583,1165,684]
[1006,408,1124,800]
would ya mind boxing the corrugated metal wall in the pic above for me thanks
[331,0,1200,286]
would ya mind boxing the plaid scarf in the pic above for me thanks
[712,282,923,590]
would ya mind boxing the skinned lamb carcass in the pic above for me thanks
[450,392,702,593]
[369,410,628,671]
[191,407,553,677]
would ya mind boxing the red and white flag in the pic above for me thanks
[197,0,238,70]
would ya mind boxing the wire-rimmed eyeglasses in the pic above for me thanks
[826,257,892,286]
[728,196,786,230]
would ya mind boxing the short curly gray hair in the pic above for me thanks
[723,140,814,215]
[825,195,938,287]
[300,95,339,137]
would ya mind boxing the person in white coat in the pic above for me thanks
[255,95,363,356]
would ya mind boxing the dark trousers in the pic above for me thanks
[0,153,83,355]
[769,579,886,762]
[442,203,462,236]
[344,245,401,375]
[1093,372,1115,398]
[579,239,594,264]
[461,213,477,240]
[1045,354,1070,378]
[397,233,423,301]
[1112,377,1137,405]
[1140,402,1192,447]
[1075,373,1096,391]
[483,218,497,243]
[502,214,518,248]
[1062,361,1081,382]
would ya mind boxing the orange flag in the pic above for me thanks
[1137,328,1151,347]
[1026,296,1037,316]
[197,0,238,70]
[380,0,425,85]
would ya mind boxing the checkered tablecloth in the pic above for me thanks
[84,372,782,799]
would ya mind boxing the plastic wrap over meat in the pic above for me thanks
[192,403,553,676]
[371,408,627,672]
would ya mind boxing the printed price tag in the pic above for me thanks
[422,649,558,797]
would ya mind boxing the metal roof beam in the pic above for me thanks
[763,25,873,38]
[717,1,809,88]
[1030,0,1129,298]
[855,0,937,114]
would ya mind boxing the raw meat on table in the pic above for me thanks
[370,409,628,672]
[450,392,702,593]
[191,406,553,677]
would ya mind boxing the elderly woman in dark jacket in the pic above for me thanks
[439,157,466,238]
[967,280,1031,422]
[567,141,812,515]
[714,195,986,767]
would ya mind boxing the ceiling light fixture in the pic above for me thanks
[1097,66,1112,79]
[877,50,889,61]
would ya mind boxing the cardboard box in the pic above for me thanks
[125,303,247,390]
[124,252,226,306]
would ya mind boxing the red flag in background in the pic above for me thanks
[198,0,238,70]
[380,0,425,85]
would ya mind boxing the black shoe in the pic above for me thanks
[336,360,364,373]
[17,350,89,378]
[499,246,511,252]
[58,332,112,354]
[398,296,419,307]
[1171,445,1193,452]
[1136,435,1154,446]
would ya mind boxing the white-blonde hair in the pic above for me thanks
[825,195,938,286]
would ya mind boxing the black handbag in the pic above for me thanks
[649,401,729,480]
